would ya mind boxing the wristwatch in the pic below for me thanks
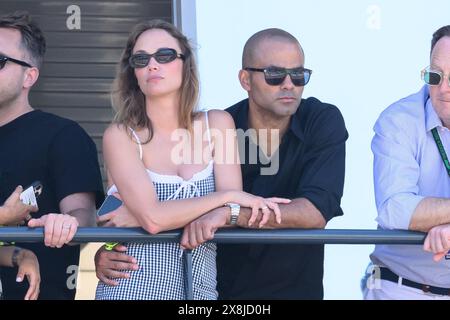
[226,203,241,225]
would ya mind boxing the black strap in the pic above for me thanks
[183,249,193,300]
[431,127,450,177]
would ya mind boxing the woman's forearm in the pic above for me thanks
[128,190,236,233]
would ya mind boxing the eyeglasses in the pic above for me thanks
[129,48,185,68]
[421,67,450,86]
[244,66,312,86]
[0,55,33,70]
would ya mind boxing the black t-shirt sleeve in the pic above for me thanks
[48,122,104,207]
[295,105,348,222]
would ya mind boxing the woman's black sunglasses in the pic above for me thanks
[0,55,33,70]
[244,66,312,86]
[129,48,185,68]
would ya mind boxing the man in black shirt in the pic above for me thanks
[94,28,347,299]
[0,12,104,299]
[182,28,348,299]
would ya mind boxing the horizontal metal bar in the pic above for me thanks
[0,227,426,244]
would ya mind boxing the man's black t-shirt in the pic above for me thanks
[217,98,348,299]
[0,110,104,299]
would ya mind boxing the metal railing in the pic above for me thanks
[0,227,427,244]
[0,227,427,299]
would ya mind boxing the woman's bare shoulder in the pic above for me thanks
[206,109,235,130]
[103,123,134,146]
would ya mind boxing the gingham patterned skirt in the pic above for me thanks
[95,164,217,300]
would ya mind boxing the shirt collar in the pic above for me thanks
[232,99,250,132]
[424,85,444,132]
[289,107,305,142]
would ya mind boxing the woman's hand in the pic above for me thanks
[230,191,291,227]
[97,193,141,227]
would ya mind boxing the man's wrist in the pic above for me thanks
[225,203,240,225]
[11,247,23,267]
[0,206,10,225]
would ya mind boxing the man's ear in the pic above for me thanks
[23,67,39,89]
[238,69,251,91]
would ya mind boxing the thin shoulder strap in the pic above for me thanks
[128,127,143,160]
[204,111,213,156]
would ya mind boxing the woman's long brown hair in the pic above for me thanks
[112,19,199,143]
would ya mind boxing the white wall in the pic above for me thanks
[193,0,450,299]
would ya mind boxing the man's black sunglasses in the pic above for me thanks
[244,66,312,86]
[129,48,185,68]
[0,55,33,70]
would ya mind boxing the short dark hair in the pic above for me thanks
[242,28,302,68]
[0,11,46,68]
[431,25,450,55]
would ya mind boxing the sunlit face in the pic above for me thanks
[429,36,450,126]
[0,28,28,109]
[242,38,305,119]
[132,29,184,99]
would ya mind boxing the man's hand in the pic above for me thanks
[95,244,138,286]
[423,223,450,262]
[28,213,78,248]
[0,186,38,225]
[180,207,229,250]
[15,248,41,300]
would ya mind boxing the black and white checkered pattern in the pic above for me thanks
[95,165,217,300]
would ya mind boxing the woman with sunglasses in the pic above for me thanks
[95,20,288,300]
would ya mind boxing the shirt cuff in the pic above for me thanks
[376,193,425,230]
[300,190,342,222]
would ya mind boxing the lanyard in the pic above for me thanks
[431,127,450,177]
